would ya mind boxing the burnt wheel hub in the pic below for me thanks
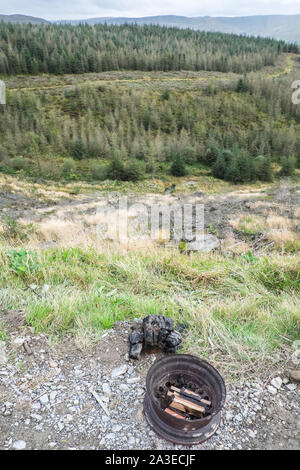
[143,354,226,445]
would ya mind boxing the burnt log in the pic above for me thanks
[129,328,144,360]
[129,342,143,360]
[143,315,181,353]
[128,314,182,360]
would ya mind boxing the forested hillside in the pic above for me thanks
[1,69,299,184]
[0,23,295,75]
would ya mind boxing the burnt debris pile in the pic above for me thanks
[129,315,182,360]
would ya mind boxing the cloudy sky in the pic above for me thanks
[1,0,300,21]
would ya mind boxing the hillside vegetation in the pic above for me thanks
[1,56,300,184]
[0,244,299,377]
[0,23,295,75]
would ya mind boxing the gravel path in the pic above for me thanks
[0,317,299,450]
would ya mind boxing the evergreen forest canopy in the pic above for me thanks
[0,74,299,184]
[0,22,297,75]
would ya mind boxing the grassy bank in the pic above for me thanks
[0,244,299,378]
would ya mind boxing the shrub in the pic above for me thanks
[183,146,197,164]
[170,156,187,177]
[72,139,85,160]
[106,155,126,180]
[254,155,274,182]
[279,156,296,177]
[62,157,76,175]
[8,156,29,171]
[90,161,107,180]
[212,153,227,179]
[38,159,62,179]
[0,145,8,162]
[123,159,146,181]
[162,89,170,100]
[236,78,248,93]
[224,149,254,183]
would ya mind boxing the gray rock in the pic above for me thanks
[2,402,13,416]
[267,385,277,395]
[13,440,26,450]
[40,394,49,405]
[13,337,25,346]
[126,377,140,384]
[50,391,57,401]
[286,383,297,391]
[128,436,136,446]
[111,365,127,378]
[271,377,282,389]
[112,424,122,432]
[186,234,220,253]
[32,402,41,410]
[31,414,43,422]
[102,383,112,395]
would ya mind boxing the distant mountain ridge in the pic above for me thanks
[57,14,300,43]
[0,14,48,24]
[1,13,300,42]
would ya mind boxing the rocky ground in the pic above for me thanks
[0,314,299,451]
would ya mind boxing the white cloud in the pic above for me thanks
[1,0,300,21]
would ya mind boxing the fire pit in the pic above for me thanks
[143,354,226,445]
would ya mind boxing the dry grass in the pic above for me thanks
[267,229,298,246]
[266,214,292,230]
[294,207,300,219]
[229,214,266,235]
[221,237,250,254]
[38,219,83,244]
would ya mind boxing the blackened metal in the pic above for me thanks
[143,354,226,445]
